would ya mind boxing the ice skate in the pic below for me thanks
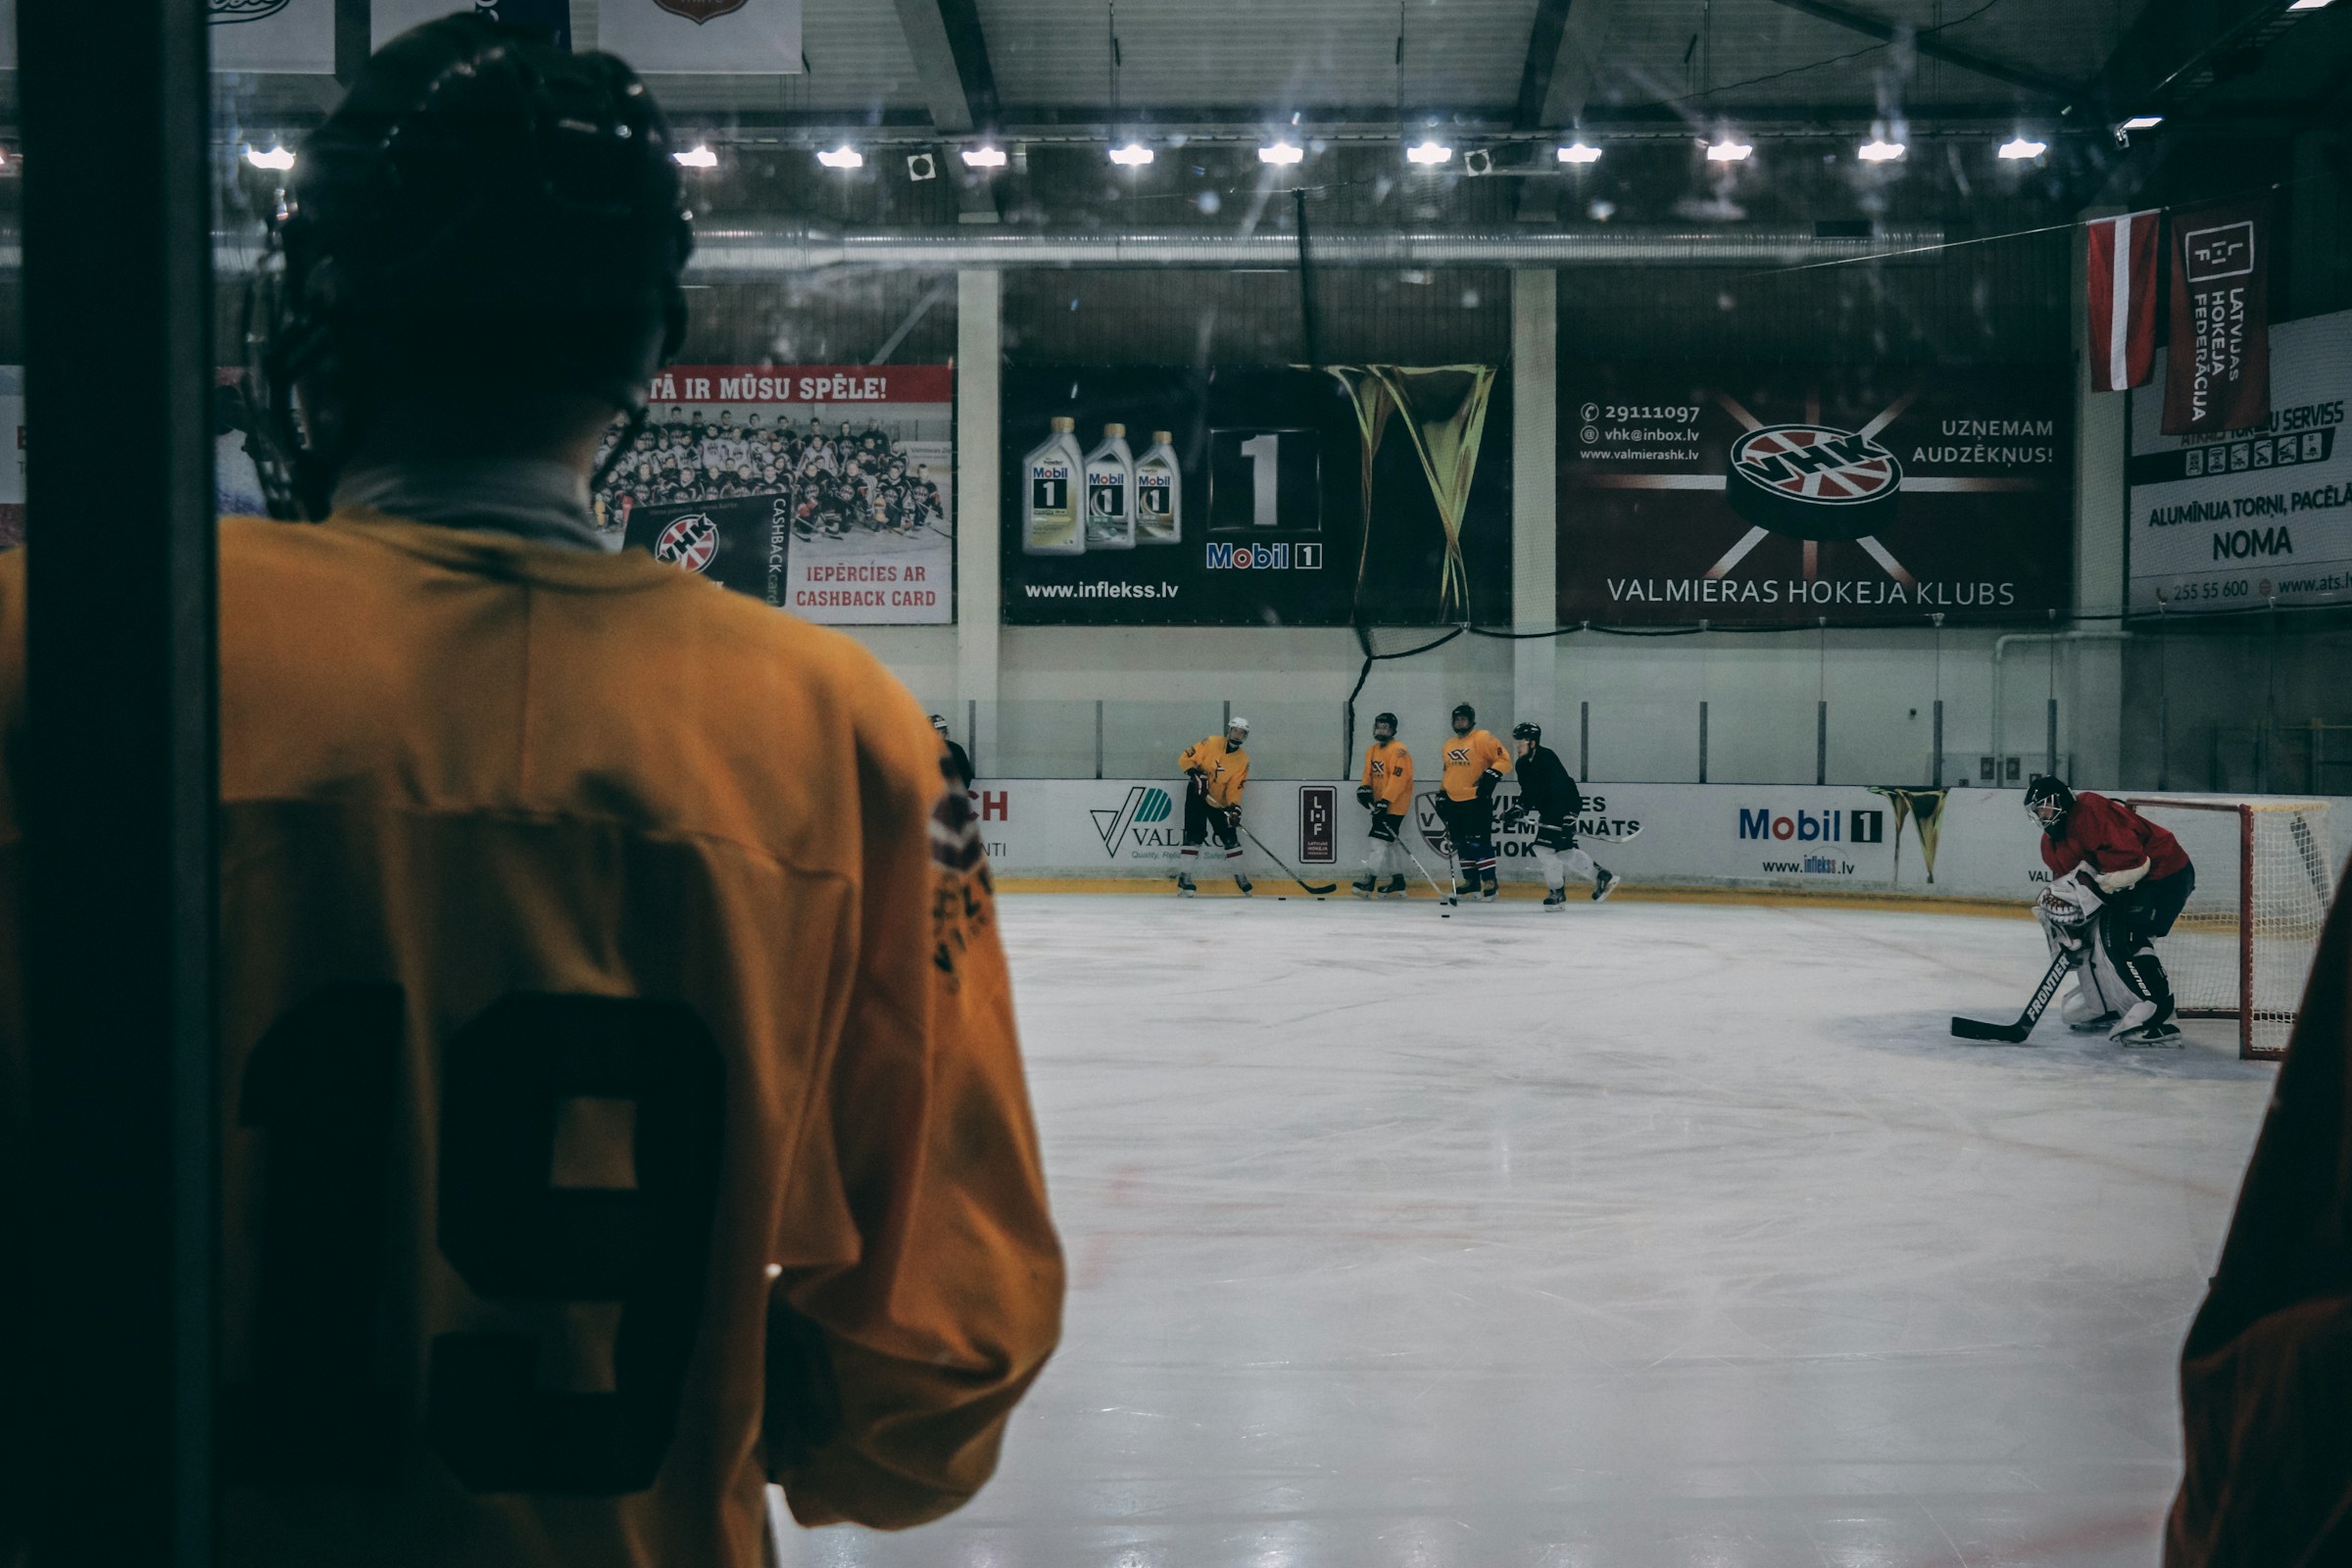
[1233,874,1253,897]
[1351,873,1378,900]
[2115,1019,2184,1047]
[1379,875,1409,900]
[1176,871,1196,898]
[1592,868,1618,903]
[1479,873,1499,904]
[1542,887,1567,910]
[2109,996,2176,1043]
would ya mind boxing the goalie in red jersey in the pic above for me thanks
[2026,775,2194,1046]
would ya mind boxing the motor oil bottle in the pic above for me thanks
[1084,422,1137,550]
[1021,416,1086,555]
[1135,428,1181,545]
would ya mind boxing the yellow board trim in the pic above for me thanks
[989,876,2030,919]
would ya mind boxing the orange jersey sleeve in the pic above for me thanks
[1180,737,1248,808]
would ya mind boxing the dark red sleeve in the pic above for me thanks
[2063,794,2159,877]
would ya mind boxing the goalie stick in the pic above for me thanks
[1950,949,2072,1044]
[1238,824,1339,897]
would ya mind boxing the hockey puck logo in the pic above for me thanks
[1726,423,1901,542]
[655,513,720,574]
[653,0,750,20]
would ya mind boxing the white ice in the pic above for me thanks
[777,893,2278,1568]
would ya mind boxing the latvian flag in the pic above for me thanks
[2086,210,2160,392]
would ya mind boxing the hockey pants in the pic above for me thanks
[1438,796,1496,875]
[1181,787,1243,862]
[1532,822,1598,890]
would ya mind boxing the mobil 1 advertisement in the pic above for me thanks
[2128,307,2352,613]
[1002,366,1511,626]
[1558,363,2072,624]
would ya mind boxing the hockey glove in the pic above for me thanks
[1224,805,1242,831]
[1475,768,1502,802]
[1496,805,1529,834]
[2090,858,2151,896]
[1535,821,1571,852]
[1357,784,1377,810]
[1187,767,1209,795]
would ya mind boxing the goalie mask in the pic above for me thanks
[2024,775,2075,838]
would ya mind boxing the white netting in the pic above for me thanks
[2122,797,2335,1059]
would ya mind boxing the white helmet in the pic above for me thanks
[1227,715,1250,736]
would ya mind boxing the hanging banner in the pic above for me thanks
[208,0,336,73]
[2129,307,2352,613]
[599,365,954,624]
[1001,366,1511,627]
[596,0,802,73]
[1557,363,2072,624]
[2086,210,2160,394]
[2163,196,2272,436]
[375,0,573,48]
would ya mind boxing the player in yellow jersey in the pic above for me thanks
[1,19,1061,1567]
[1177,716,1252,896]
[1438,702,1513,902]
[1352,710,1415,899]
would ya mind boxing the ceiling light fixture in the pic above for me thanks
[2121,115,2164,130]
[1405,138,1451,166]
[2290,0,2331,12]
[815,145,863,170]
[672,144,718,170]
[1258,140,1304,166]
[1704,138,1753,163]
[1997,135,2047,160]
[961,144,1008,169]
[244,145,296,172]
[1557,142,1602,165]
[1857,138,1905,162]
[1108,141,1154,167]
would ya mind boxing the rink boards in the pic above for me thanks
[965,778,2352,900]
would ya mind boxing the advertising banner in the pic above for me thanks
[1001,366,1511,626]
[208,0,335,72]
[963,774,2075,896]
[1557,363,2072,624]
[2163,196,2272,437]
[375,0,574,48]
[596,0,802,74]
[0,366,21,551]
[601,365,953,624]
[2129,308,2352,613]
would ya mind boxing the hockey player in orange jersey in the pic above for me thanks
[1352,711,1415,899]
[1438,703,1513,902]
[0,18,1061,1568]
[1177,717,1253,896]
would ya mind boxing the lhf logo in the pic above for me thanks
[1298,786,1337,863]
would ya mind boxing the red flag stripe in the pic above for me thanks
[2085,211,2160,393]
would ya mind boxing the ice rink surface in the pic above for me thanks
[779,893,2280,1568]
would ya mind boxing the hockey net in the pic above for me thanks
[2121,797,2336,1060]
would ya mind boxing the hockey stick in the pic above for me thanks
[1394,835,1458,906]
[1950,950,2071,1043]
[1239,824,1339,897]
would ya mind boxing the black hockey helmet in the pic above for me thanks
[1372,710,1398,739]
[2024,774,2074,837]
[1451,702,1476,730]
[248,14,694,517]
[1511,721,1542,746]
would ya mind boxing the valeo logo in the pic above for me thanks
[1091,786,1176,857]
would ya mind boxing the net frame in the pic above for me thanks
[2120,796,2334,1061]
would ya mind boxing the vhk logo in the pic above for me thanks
[1091,786,1178,858]
[1205,542,1324,570]
[1726,424,1901,542]
[655,513,720,574]
[1738,807,1885,844]
[1413,791,1454,858]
